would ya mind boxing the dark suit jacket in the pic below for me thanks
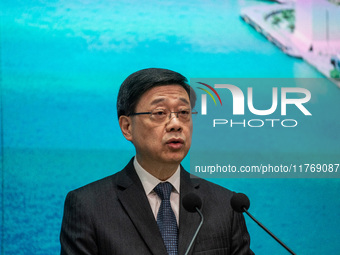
[60,158,254,255]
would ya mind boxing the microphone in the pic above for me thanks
[230,192,250,213]
[231,193,296,255]
[182,193,204,255]
[182,193,202,212]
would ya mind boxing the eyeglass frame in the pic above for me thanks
[128,108,198,121]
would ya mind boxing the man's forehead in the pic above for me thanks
[142,85,190,104]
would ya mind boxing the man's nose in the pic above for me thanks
[166,114,182,132]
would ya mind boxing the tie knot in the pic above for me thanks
[154,182,173,201]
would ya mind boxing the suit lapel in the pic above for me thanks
[116,159,168,255]
[178,168,201,255]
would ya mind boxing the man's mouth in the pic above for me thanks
[166,138,184,149]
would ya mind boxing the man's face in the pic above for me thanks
[121,85,193,170]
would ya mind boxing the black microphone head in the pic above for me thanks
[230,193,250,213]
[182,193,202,213]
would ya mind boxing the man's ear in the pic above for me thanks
[119,116,133,141]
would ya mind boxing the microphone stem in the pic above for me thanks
[243,208,296,255]
[184,208,204,255]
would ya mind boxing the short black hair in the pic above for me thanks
[117,68,196,118]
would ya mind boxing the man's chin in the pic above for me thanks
[162,152,187,164]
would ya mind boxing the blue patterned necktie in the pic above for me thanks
[154,182,178,255]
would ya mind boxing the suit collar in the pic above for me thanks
[116,158,202,255]
[116,158,168,255]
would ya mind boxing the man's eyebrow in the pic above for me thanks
[150,98,165,105]
[179,98,190,105]
[150,97,190,105]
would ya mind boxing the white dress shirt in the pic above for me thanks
[133,157,180,226]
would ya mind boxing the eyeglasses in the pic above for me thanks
[129,108,198,122]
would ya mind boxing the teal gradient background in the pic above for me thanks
[1,0,339,254]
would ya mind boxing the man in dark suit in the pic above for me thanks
[60,68,254,255]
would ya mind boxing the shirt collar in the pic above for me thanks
[133,157,180,195]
